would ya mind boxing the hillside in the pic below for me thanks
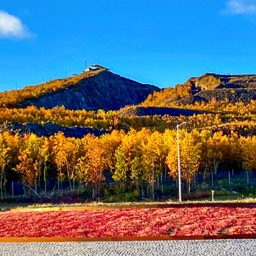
[186,73,256,91]
[2,71,256,137]
[0,67,159,111]
[0,68,105,108]
[179,73,256,104]
[143,73,256,107]
[0,121,106,138]
[118,106,204,118]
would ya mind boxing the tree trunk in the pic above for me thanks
[152,182,155,200]
[38,166,41,195]
[23,183,41,198]
[50,182,57,197]
[11,181,14,197]
[73,179,76,191]
[23,185,26,197]
[188,183,191,196]
[61,180,63,194]
[203,165,208,181]
[35,180,37,194]
[246,171,250,185]
[66,166,72,191]
[193,174,197,187]
[156,175,159,188]
[0,172,2,199]
[161,173,164,194]
[43,165,47,195]
[213,161,219,175]
[3,171,6,198]
[44,170,47,195]
[164,166,167,184]
[92,187,95,199]
[152,168,155,199]
[141,186,145,199]
[57,179,60,193]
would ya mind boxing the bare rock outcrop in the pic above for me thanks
[19,71,160,111]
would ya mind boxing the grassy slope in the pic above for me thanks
[0,69,105,108]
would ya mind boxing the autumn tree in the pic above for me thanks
[240,136,256,183]
[38,138,52,194]
[141,131,167,199]
[75,135,107,198]
[51,132,82,192]
[166,130,202,195]
[0,134,10,198]
[100,130,125,173]
[15,134,43,195]
[113,147,129,191]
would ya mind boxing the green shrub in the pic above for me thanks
[213,190,230,196]
[103,190,140,203]
[234,185,250,195]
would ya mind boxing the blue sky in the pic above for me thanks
[1,0,256,92]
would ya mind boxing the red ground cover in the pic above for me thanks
[0,207,256,237]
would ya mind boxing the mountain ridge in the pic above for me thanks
[0,67,160,111]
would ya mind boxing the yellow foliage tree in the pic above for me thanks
[15,134,43,195]
[166,130,202,195]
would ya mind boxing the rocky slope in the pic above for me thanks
[184,73,256,92]
[19,70,160,111]
[178,88,256,105]
[144,73,256,107]
[183,73,256,103]
[118,106,204,118]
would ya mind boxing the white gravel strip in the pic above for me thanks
[0,239,256,256]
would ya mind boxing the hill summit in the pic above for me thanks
[0,66,160,111]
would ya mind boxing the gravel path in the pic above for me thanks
[0,239,256,256]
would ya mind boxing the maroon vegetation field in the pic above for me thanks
[0,206,256,238]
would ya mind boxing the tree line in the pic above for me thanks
[0,128,255,200]
[2,104,256,135]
